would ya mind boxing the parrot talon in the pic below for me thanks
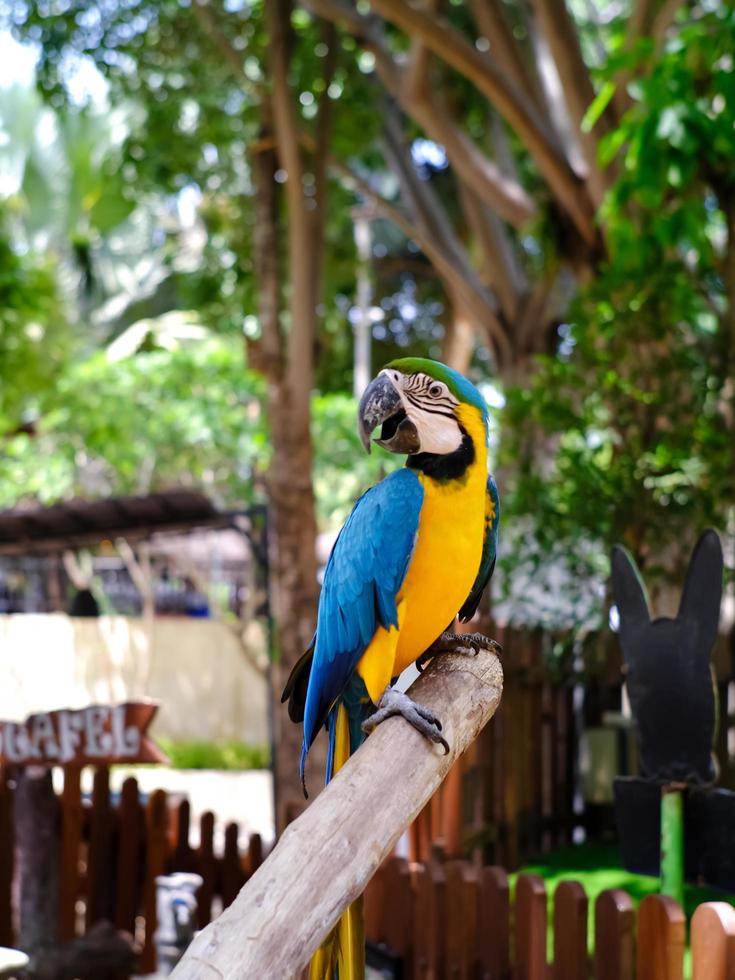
[416,630,502,672]
[361,687,450,754]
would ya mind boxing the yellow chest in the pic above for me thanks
[393,410,488,672]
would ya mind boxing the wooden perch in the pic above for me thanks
[170,649,503,980]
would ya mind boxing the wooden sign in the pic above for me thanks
[0,702,168,766]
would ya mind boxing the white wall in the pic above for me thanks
[0,615,269,744]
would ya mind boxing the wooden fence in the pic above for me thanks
[409,624,578,868]
[0,766,264,974]
[365,855,735,979]
[412,621,735,869]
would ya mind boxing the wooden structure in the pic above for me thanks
[411,620,735,869]
[0,491,234,556]
[171,647,504,979]
[364,854,735,979]
[0,703,166,767]
[409,623,578,869]
[0,768,264,974]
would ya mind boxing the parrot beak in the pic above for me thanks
[357,372,421,455]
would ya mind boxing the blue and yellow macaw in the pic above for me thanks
[282,358,500,979]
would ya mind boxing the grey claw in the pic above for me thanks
[361,687,450,754]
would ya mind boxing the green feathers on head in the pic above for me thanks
[387,357,488,420]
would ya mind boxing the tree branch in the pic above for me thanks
[467,0,546,113]
[528,0,614,208]
[366,0,597,245]
[381,105,512,361]
[458,184,525,323]
[304,0,535,228]
[170,650,503,980]
[266,0,316,402]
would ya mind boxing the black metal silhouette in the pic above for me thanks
[611,529,735,891]
[611,529,722,786]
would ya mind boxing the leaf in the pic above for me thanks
[582,82,616,134]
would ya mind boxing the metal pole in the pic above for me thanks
[352,209,373,399]
[660,784,685,905]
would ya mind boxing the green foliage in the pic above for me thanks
[0,215,68,434]
[157,738,269,770]
[498,5,735,628]
[0,336,267,508]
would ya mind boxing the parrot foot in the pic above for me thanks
[361,687,450,754]
[416,631,502,673]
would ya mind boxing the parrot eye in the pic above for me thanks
[429,383,443,398]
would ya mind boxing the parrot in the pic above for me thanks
[281,358,500,980]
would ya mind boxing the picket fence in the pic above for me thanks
[364,855,735,979]
[0,767,264,974]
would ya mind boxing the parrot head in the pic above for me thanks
[358,357,488,457]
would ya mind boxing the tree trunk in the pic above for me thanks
[257,2,330,830]
[442,296,476,374]
[15,768,59,966]
[352,209,373,398]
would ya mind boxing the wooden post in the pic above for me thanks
[691,902,735,980]
[140,789,169,974]
[0,769,14,947]
[15,767,59,959]
[594,889,634,980]
[221,823,245,908]
[115,777,142,935]
[413,861,445,979]
[87,766,113,928]
[382,857,414,970]
[246,833,263,877]
[515,874,547,980]
[553,880,587,980]
[58,766,83,941]
[476,866,509,980]
[636,895,685,980]
[170,649,503,980]
[445,861,479,980]
[197,812,216,929]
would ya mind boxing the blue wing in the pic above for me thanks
[458,474,500,622]
[301,468,424,764]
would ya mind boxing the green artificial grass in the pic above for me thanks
[157,738,270,770]
[513,842,735,977]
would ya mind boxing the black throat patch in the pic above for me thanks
[406,429,475,482]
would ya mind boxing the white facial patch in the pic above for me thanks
[409,406,464,454]
[385,369,464,455]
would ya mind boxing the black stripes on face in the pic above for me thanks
[401,373,458,417]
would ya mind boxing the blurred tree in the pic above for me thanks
[497,3,735,628]
[0,332,267,509]
[1,0,382,820]
[0,211,68,436]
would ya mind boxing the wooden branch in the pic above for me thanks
[458,183,525,322]
[367,0,597,246]
[170,649,503,979]
[304,0,401,86]
[413,95,536,227]
[310,21,339,314]
[467,0,546,112]
[266,0,316,403]
[528,0,613,207]
[381,105,512,360]
[305,0,534,227]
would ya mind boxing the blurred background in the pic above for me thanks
[0,0,733,876]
